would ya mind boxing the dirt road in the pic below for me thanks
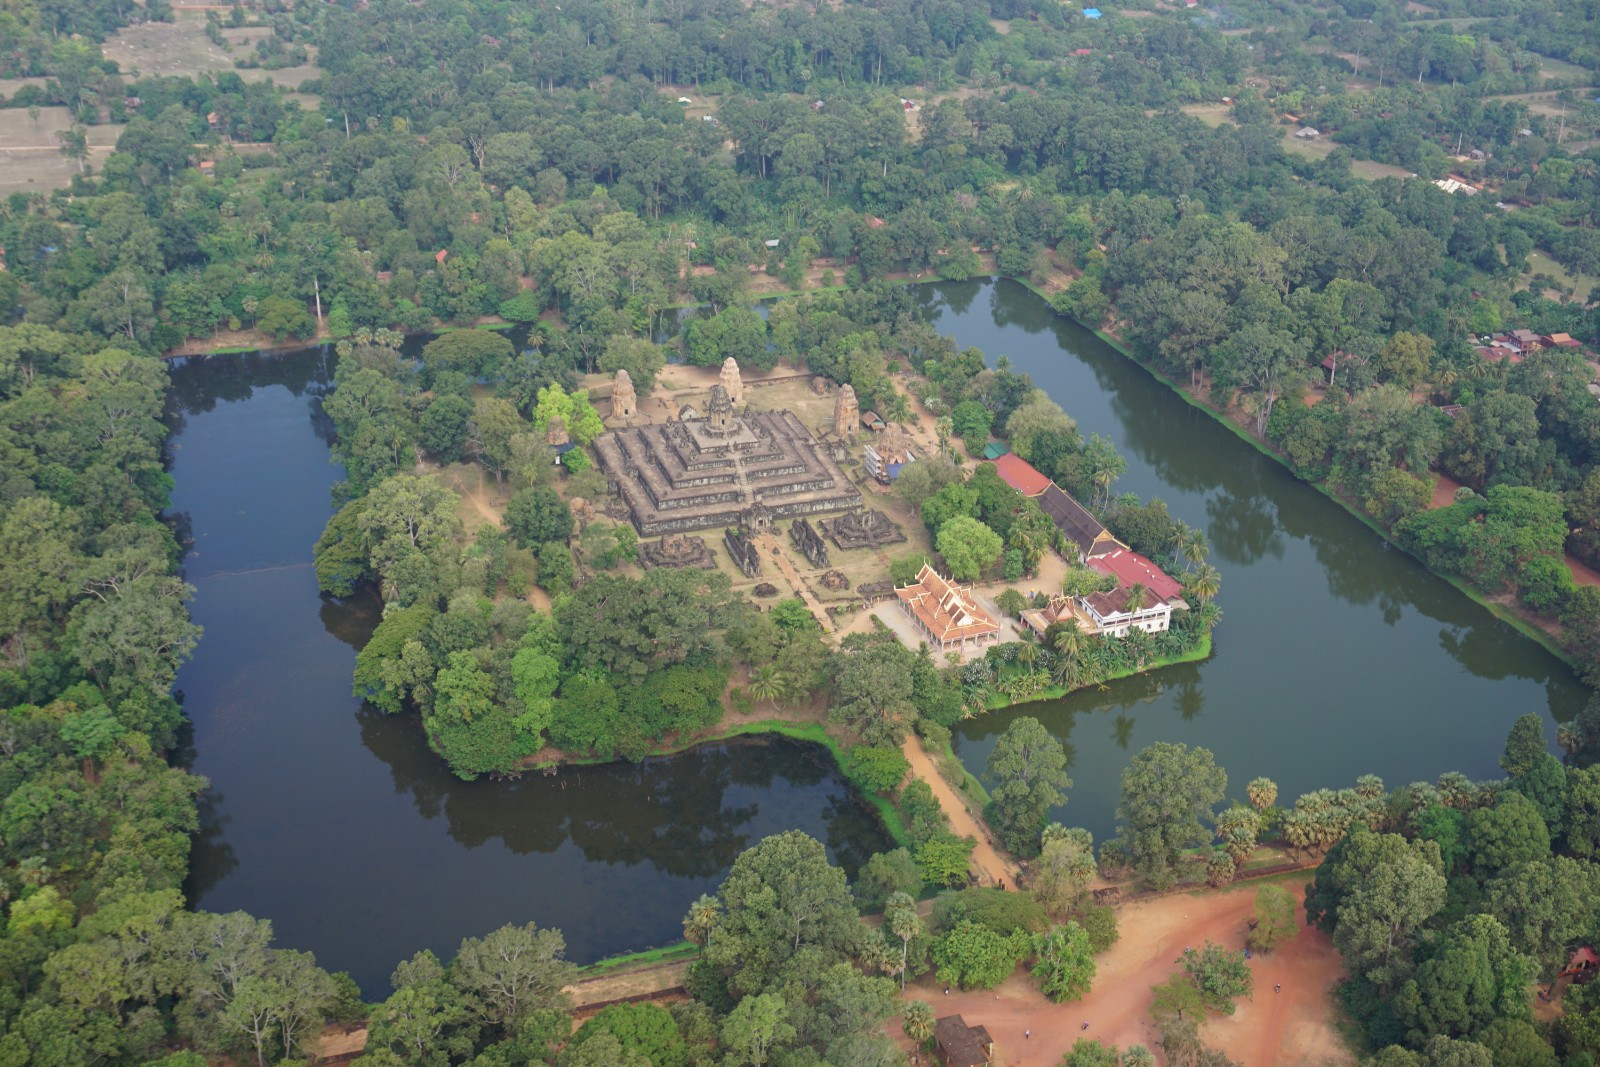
[895,881,1351,1067]
[901,735,1019,888]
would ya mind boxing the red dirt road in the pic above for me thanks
[894,882,1351,1067]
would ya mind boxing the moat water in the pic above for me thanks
[926,279,1586,841]
[166,279,1586,991]
[164,347,891,995]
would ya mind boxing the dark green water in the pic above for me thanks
[928,279,1588,841]
[163,347,890,996]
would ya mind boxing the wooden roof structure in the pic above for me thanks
[1038,483,1124,559]
[896,564,999,645]
[934,1015,993,1067]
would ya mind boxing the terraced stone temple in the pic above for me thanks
[594,377,862,536]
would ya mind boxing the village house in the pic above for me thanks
[895,564,1001,650]
[933,1016,994,1067]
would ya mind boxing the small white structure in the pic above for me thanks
[1294,126,1321,139]
[1434,177,1478,196]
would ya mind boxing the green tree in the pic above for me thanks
[1396,914,1534,1045]
[1465,791,1550,881]
[568,1004,686,1067]
[1029,827,1098,917]
[1314,827,1448,993]
[936,516,1003,582]
[1248,885,1299,953]
[902,1000,936,1047]
[702,832,863,998]
[931,920,1030,990]
[1115,742,1227,889]
[984,716,1072,856]
[854,848,922,912]
[422,330,514,382]
[885,892,923,993]
[1501,714,1549,779]
[505,486,574,548]
[1030,921,1096,1002]
[1179,942,1253,1015]
[450,922,575,1030]
[720,993,793,1067]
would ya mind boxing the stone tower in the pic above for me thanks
[720,357,744,408]
[834,383,859,440]
[611,368,636,420]
[544,415,570,448]
[706,384,738,436]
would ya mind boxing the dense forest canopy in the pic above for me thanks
[7,0,1600,1060]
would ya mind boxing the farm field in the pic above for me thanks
[101,20,320,89]
[0,107,123,195]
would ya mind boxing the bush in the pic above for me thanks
[1075,902,1119,954]
[916,832,975,887]
[847,744,911,794]
[855,848,923,911]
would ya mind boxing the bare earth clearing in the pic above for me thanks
[0,108,122,196]
[896,882,1352,1067]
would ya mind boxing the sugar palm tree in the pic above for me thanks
[1558,723,1582,763]
[886,892,922,994]
[682,894,721,947]
[902,1001,937,1046]
[1246,777,1278,813]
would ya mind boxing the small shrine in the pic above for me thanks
[820,507,906,550]
[639,533,716,570]
[724,527,762,577]
[788,517,830,568]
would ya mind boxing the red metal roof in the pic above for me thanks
[991,454,1050,496]
[1088,548,1184,603]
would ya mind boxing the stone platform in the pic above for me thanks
[594,395,863,536]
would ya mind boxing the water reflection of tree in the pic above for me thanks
[1204,486,1285,565]
[185,788,240,902]
[319,589,383,654]
[356,711,887,878]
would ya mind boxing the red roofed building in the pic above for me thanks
[435,249,449,265]
[990,454,1051,497]
[1089,548,1184,602]
[896,564,1001,650]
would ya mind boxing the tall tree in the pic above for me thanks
[984,716,1072,856]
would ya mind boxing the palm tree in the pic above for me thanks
[902,1001,937,1047]
[747,665,787,711]
[682,894,722,947]
[1051,618,1083,667]
[935,417,953,461]
[1246,777,1278,813]
[1558,723,1582,763]
[886,892,923,994]
[1015,630,1040,671]
[1186,563,1221,605]
[1124,582,1148,614]
[1183,530,1210,571]
[1124,625,1153,669]
[1192,601,1223,633]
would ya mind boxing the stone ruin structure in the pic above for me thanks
[753,582,779,598]
[720,357,745,407]
[639,533,716,570]
[724,526,762,577]
[811,376,831,396]
[592,375,862,537]
[819,569,850,591]
[610,369,637,421]
[545,415,570,448]
[788,517,830,568]
[820,506,907,550]
[833,383,860,441]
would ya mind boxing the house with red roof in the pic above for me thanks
[1067,548,1188,638]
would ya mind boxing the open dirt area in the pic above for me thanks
[1279,129,1416,181]
[0,107,123,194]
[102,20,320,88]
[903,734,1019,887]
[895,880,1353,1067]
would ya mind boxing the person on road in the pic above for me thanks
[1275,983,1282,993]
